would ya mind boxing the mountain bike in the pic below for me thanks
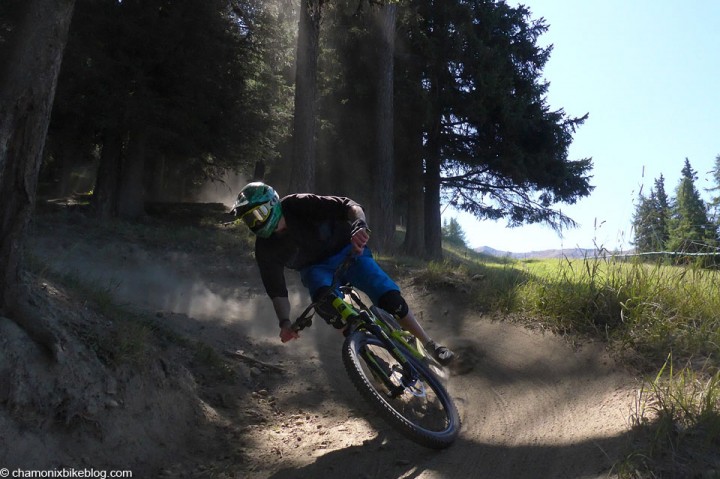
[290,258,461,449]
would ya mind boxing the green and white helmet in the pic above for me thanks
[232,182,281,238]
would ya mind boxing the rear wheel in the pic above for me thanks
[342,331,460,449]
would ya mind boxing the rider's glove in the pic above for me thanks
[350,219,370,254]
[279,319,299,343]
[351,219,370,237]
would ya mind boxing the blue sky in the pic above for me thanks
[447,1,720,252]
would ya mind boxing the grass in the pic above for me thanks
[619,355,720,477]
[417,249,720,365]
[420,243,720,477]
[515,256,720,368]
[395,243,532,312]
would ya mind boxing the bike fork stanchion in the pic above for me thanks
[358,311,420,384]
[360,348,405,397]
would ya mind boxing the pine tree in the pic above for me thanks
[632,175,670,253]
[442,217,468,248]
[707,154,720,229]
[667,158,716,253]
[400,1,592,258]
[652,174,671,249]
[632,192,657,253]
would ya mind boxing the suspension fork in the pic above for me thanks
[344,291,421,377]
[359,311,420,397]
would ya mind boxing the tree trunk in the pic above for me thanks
[93,127,124,220]
[117,127,147,219]
[58,139,80,197]
[150,154,167,202]
[424,109,443,259]
[402,123,425,256]
[422,15,449,260]
[424,155,443,259]
[370,2,396,253]
[0,0,75,350]
[288,0,323,193]
[253,160,266,181]
[52,131,85,197]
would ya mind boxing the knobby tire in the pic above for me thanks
[342,331,460,449]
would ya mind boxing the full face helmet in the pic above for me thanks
[232,182,281,238]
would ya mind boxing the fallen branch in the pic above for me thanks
[223,349,286,373]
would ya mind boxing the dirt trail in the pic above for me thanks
[28,215,638,478]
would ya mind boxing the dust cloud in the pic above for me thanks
[36,238,339,357]
[195,171,247,206]
[29,233,314,341]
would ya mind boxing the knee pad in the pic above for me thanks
[377,290,409,318]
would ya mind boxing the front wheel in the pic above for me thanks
[342,331,460,449]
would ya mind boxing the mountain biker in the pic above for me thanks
[232,181,455,366]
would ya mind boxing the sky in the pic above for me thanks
[444,0,720,253]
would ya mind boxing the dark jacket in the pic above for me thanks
[255,193,360,298]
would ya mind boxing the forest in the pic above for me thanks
[1,0,593,259]
[632,157,720,258]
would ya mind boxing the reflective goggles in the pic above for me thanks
[240,201,274,229]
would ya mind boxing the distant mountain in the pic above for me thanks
[475,245,600,259]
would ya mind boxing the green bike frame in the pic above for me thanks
[332,288,428,395]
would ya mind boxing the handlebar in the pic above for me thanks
[291,305,315,332]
